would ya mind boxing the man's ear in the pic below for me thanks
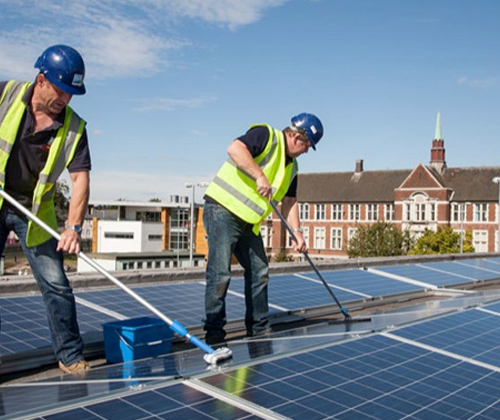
[35,73,46,87]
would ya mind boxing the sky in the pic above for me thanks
[1,0,499,203]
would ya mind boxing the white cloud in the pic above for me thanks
[88,170,213,202]
[150,0,290,30]
[458,76,497,89]
[132,95,217,112]
[0,0,290,80]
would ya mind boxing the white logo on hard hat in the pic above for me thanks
[72,74,84,87]
[311,126,317,134]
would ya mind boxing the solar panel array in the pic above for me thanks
[1,257,500,358]
[11,290,500,420]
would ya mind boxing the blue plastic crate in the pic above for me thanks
[102,317,172,363]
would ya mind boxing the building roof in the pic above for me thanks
[297,165,500,203]
[298,169,411,203]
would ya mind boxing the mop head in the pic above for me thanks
[203,347,233,365]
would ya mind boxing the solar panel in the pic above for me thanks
[458,258,500,273]
[76,282,247,329]
[28,382,261,420]
[4,284,500,420]
[420,260,500,282]
[373,263,473,288]
[321,268,422,297]
[200,333,500,419]
[0,295,117,356]
[231,273,362,311]
[391,306,500,367]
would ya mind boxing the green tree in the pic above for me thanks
[273,248,293,262]
[409,226,474,255]
[347,221,413,258]
[54,180,70,225]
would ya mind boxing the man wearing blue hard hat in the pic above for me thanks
[0,45,91,374]
[203,113,323,345]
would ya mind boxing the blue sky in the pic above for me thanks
[1,0,499,202]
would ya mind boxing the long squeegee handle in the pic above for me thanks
[170,320,214,353]
[270,200,350,320]
[0,187,219,353]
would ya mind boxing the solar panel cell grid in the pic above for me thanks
[202,334,500,419]
[421,260,500,281]
[374,264,468,287]
[322,269,420,296]
[36,383,261,420]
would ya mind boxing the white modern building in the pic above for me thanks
[79,197,206,272]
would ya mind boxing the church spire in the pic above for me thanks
[430,111,446,173]
[434,111,443,140]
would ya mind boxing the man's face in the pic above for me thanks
[287,130,312,158]
[37,75,72,115]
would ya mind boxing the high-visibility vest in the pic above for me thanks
[205,124,298,234]
[0,81,86,247]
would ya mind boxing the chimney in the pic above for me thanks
[430,112,446,173]
[355,159,364,173]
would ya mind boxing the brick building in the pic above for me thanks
[264,113,500,259]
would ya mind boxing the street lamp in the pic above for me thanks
[459,202,470,253]
[185,182,209,267]
[493,177,500,252]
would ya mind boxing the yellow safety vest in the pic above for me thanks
[0,81,86,247]
[205,124,298,234]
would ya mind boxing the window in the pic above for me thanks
[451,203,469,223]
[415,203,426,221]
[349,204,360,221]
[299,203,310,220]
[314,227,326,249]
[136,211,161,222]
[148,235,162,241]
[170,208,189,250]
[170,232,188,250]
[315,204,326,220]
[303,227,310,249]
[331,204,342,221]
[366,204,378,221]
[347,228,357,244]
[405,194,437,222]
[473,230,488,253]
[429,203,436,221]
[260,225,273,248]
[170,208,190,228]
[104,232,134,239]
[385,204,394,221]
[451,203,460,222]
[474,204,488,222]
[404,203,411,221]
[331,228,342,250]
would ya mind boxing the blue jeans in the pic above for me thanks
[0,208,84,365]
[203,201,270,338]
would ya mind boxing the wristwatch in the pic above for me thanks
[293,227,304,234]
[67,225,83,235]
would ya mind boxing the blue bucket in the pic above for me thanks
[102,317,172,364]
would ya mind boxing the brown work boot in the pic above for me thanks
[59,359,90,376]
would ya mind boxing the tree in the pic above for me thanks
[409,227,474,255]
[54,180,70,225]
[273,248,293,262]
[347,221,413,258]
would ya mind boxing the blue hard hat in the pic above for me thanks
[34,45,86,95]
[291,113,323,150]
